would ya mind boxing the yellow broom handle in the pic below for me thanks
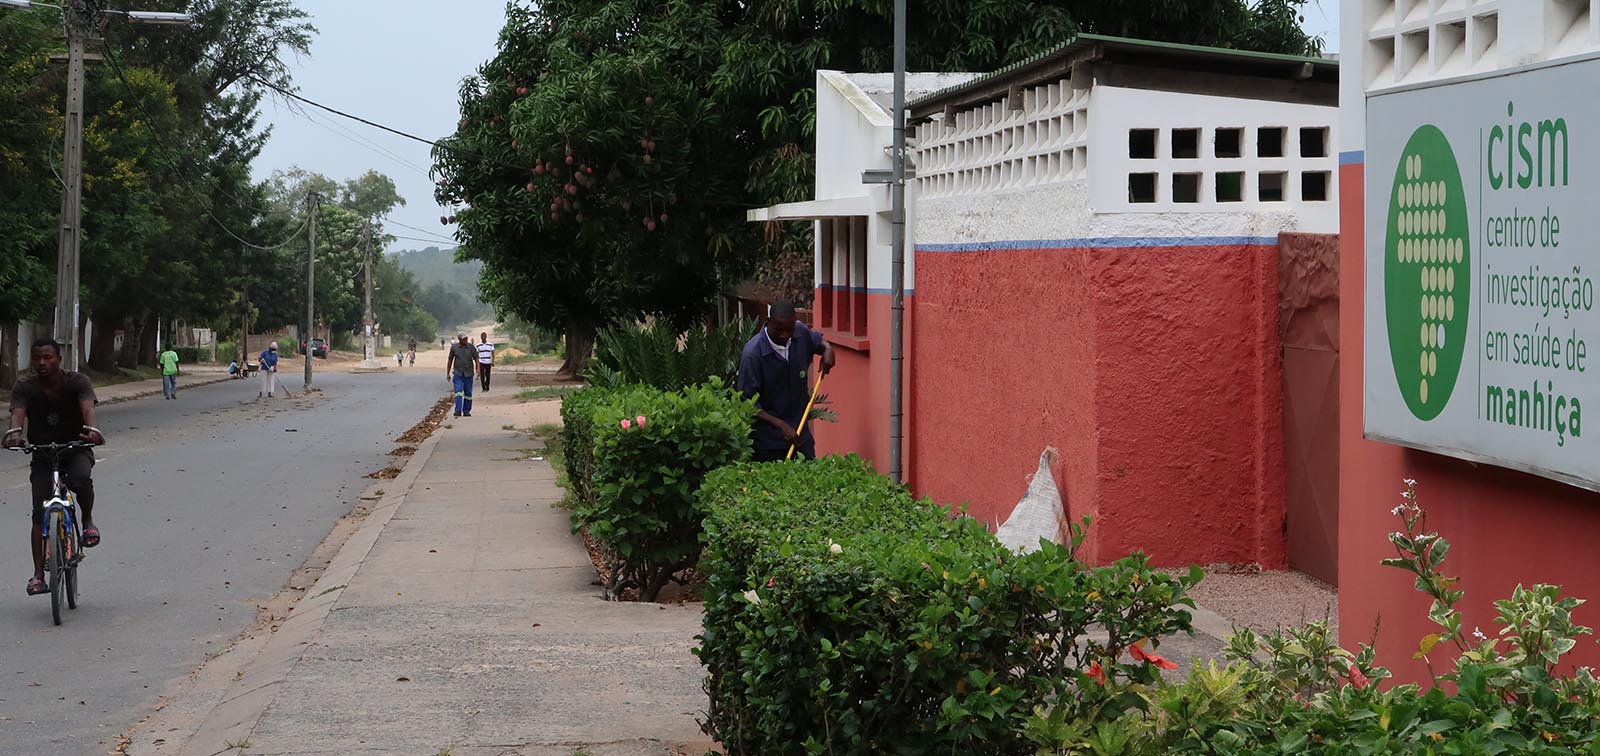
[786,371,826,460]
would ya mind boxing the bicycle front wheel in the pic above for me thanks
[47,513,65,626]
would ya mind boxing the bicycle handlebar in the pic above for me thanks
[7,440,99,454]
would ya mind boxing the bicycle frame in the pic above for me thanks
[39,469,78,542]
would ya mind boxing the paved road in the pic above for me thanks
[0,367,447,754]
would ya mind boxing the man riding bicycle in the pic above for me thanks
[4,338,105,596]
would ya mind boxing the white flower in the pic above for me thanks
[1473,627,1488,643]
[1404,478,1417,486]
[1391,505,1406,515]
[829,541,843,555]
[1401,489,1415,500]
[743,589,761,605]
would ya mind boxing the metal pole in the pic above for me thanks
[888,0,907,484]
[304,193,317,387]
[54,1,88,371]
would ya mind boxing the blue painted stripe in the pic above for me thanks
[1339,150,1364,165]
[915,235,1278,253]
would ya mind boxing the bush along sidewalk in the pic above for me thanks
[1024,480,1600,755]
[695,456,1202,755]
[562,379,753,601]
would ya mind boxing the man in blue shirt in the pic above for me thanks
[736,302,835,461]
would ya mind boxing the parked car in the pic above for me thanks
[309,338,329,358]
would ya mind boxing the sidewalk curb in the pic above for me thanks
[166,424,449,756]
[1190,604,1240,645]
[98,375,232,406]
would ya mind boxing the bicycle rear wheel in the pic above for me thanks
[47,513,65,626]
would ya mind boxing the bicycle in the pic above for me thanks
[11,441,94,625]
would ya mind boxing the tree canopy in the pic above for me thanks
[434,0,1322,372]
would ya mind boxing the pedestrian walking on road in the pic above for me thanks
[159,345,180,399]
[396,350,405,367]
[258,343,279,398]
[408,339,417,366]
[476,332,495,391]
[737,301,835,462]
[446,333,477,417]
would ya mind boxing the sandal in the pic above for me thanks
[26,576,48,595]
[82,525,100,549]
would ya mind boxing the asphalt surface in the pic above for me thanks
[0,366,447,754]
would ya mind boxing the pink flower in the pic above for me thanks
[620,419,632,430]
[635,415,647,428]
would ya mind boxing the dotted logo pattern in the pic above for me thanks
[1385,125,1471,421]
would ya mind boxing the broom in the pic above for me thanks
[786,370,826,460]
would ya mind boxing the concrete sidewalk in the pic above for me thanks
[131,391,709,756]
[96,368,231,405]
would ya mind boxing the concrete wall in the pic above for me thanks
[912,182,1290,567]
[1087,86,1338,231]
[1339,1,1600,678]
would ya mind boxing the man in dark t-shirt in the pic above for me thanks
[4,338,105,596]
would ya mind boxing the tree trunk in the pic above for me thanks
[118,315,143,368]
[88,312,118,373]
[138,313,158,366]
[558,323,594,379]
[0,323,17,388]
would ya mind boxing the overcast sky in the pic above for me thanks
[250,1,1341,254]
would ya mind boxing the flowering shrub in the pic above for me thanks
[569,379,753,600]
[1026,480,1600,755]
[558,386,617,511]
[695,456,1201,755]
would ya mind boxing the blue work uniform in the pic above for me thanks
[736,322,827,460]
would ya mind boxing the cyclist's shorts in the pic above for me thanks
[29,451,94,524]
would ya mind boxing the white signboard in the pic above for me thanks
[1366,58,1600,491]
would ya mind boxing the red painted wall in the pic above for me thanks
[811,290,911,477]
[1338,161,1600,680]
[910,243,1287,568]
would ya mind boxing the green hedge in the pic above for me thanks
[172,346,204,364]
[696,456,1202,755]
[564,379,754,600]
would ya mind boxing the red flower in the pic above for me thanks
[1346,664,1371,688]
[766,578,775,588]
[1085,662,1106,685]
[1129,642,1178,670]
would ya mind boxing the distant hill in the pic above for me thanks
[392,246,482,291]
[391,246,493,328]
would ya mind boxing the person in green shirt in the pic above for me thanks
[159,347,180,400]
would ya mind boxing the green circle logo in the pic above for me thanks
[1385,125,1471,421]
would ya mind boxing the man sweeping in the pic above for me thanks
[736,302,835,461]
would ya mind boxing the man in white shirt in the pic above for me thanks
[475,332,495,391]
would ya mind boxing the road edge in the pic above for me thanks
[98,375,233,406]
[123,418,449,756]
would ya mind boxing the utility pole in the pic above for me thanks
[887,0,907,484]
[359,221,380,369]
[304,193,318,387]
[0,0,190,370]
[53,0,89,371]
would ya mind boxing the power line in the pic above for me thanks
[391,234,458,247]
[99,40,308,251]
[385,218,457,244]
[286,99,433,178]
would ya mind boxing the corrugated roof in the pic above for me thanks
[908,33,1338,111]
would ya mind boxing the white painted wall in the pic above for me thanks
[915,180,1300,247]
[1086,85,1338,232]
[810,72,980,293]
